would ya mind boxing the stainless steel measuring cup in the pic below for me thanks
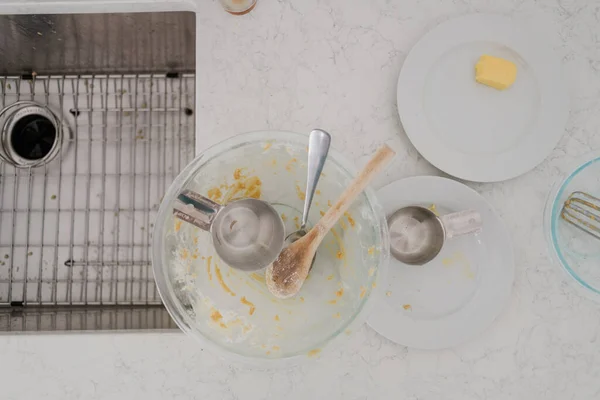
[387,206,482,265]
[173,190,285,271]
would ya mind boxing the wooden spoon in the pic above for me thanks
[266,145,396,299]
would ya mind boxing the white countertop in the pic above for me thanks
[3,0,600,399]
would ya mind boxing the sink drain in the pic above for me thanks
[0,101,68,168]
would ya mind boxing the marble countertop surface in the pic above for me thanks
[3,0,600,399]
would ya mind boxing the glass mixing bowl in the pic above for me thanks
[152,131,389,363]
[545,152,600,300]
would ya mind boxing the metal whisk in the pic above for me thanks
[561,191,600,240]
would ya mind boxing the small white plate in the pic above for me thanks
[397,14,568,182]
[367,176,514,350]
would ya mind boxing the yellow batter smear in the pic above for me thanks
[316,190,321,195]
[403,304,412,311]
[359,286,367,298]
[180,248,189,260]
[331,228,346,265]
[207,170,263,205]
[386,291,392,297]
[344,212,356,227]
[367,246,375,255]
[207,187,222,202]
[295,183,306,201]
[280,213,287,222]
[320,210,325,217]
[233,168,245,180]
[250,272,265,283]
[206,256,213,280]
[285,158,298,172]
[340,220,347,231]
[328,299,337,305]
[174,219,182,232]
[307,349,321,357]
[274,314,280,321]
[336,287,344,297]
[215,264,236,296]
[293,216,300,230]
[368,267,375,277]
[263,142,272,151]
[272,345,280,351]
[210,309,222,323]
[240,296,256,315]
[326,274,334,280]
[299,297,305,302]
[372,281,377,289]
[333,312,341,319]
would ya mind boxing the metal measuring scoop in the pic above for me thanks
[173,190,285,271]
[285,129,331,245]
[387,206,482,265]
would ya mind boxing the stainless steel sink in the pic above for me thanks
[0,11,196,331]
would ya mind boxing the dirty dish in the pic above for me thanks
[267,145,395,299]
[388,206,482,265]
[173,190,285,271]
[367,176,514,349]
[545,153,600,300]
[397,14,568,182]
[152,131,389,364]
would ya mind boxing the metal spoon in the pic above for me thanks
[285,129,331,244]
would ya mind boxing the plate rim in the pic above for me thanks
[367,176,515,349]
[397,14,569,182]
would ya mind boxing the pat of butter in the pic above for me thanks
[475,55,517,90]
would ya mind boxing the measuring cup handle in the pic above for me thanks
[173,190,222,231]
[441,210,482,239]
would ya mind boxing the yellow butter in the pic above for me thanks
[475,55,517,90]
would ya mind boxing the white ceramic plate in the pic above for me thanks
[367,176,514,349]
[397,14,568,182]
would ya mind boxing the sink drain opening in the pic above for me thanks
[10,114,57,161]
[0,101,68,168]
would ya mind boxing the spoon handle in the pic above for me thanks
[302,129,331,227]
[316,145,395,236]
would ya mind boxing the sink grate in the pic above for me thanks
[0,74,195,330]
